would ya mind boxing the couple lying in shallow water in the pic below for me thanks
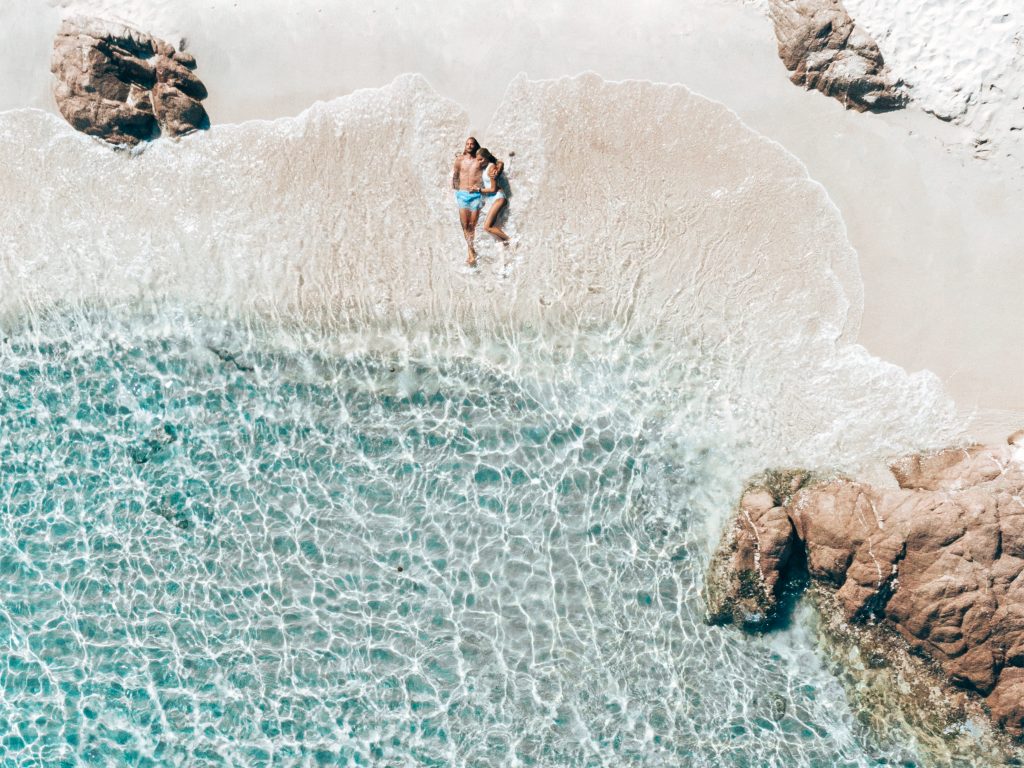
[452,136,510,267]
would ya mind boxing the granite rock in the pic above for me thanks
[706,434,1024,738]
[768,0,906,112]
[51,16,209,145]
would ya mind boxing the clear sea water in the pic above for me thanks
[0,309,928,767]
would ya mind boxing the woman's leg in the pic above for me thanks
[483,198,510,242]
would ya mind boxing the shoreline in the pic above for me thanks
[3,0,1022,443]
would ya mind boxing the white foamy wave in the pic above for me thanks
[0,73,960,469]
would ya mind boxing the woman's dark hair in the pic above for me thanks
[476,147,496,164]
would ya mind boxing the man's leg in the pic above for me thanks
[466,208,481,266]
[458,206,475,262]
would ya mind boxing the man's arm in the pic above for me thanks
[452,156,461,190]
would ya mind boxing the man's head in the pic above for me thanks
[464,136,480,155]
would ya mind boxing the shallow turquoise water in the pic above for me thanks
[0,310,913,766]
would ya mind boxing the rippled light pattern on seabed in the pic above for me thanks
[0,311,923,767]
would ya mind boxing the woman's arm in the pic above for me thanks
[480,162,503,194]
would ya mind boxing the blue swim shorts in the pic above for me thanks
[455,189,483,211]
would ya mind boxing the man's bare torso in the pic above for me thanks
[456,153,484,192]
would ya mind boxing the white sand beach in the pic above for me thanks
[4,0,1023,442]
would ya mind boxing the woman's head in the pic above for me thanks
[476,147,496,164]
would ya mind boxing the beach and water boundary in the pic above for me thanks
[4,0,1022,440]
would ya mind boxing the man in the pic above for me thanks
[452,136,486,267]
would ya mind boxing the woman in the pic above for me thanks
[475,147,510,243]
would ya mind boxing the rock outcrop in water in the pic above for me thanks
[767,0,906,112]
[51,16,209,145]
[706,433,1024,739]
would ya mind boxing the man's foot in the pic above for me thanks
[466,252,478,268]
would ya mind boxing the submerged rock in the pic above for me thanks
[129,423,179,465]
[768,0,906,112]
[206,345,255,372]
[51,16,209,145]
[705,432,1024,742]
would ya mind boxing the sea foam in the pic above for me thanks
[0,73,959,471]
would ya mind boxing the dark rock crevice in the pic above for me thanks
[851,539,906,623]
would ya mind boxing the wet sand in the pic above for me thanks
[4,0,1022,442]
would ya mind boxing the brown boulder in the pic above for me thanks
[705,472,806,630]
[705,430,1024,740]
[768,0,906,112]
[155,57,208,101]
[51,16,209,146]
[173,50,198,69]
[890,443,1012,491]
[50,91,157,145]
[988,667,1024,738]
[152,84,208,138]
